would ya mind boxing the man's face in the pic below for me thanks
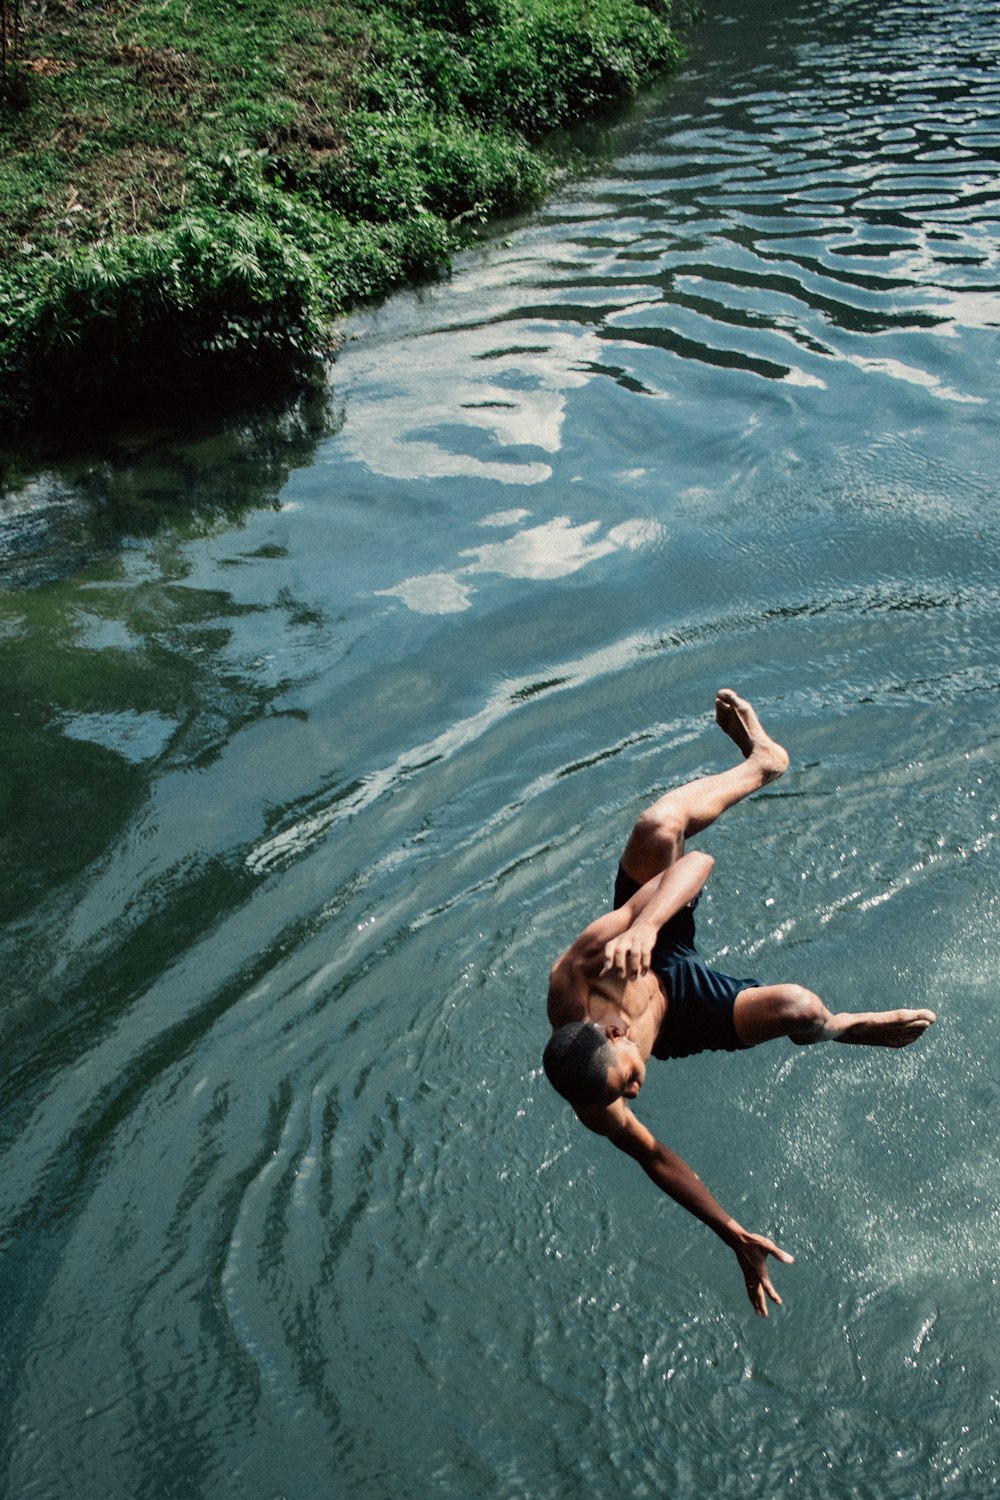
[604,1033,646,1102]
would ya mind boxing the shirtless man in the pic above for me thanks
[544,690,936,1316]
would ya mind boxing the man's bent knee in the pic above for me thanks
[781,985,829,1044]
[626,809,686,873]
[735,983,830,1047]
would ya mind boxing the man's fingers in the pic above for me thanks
[742,1235,792,1317]
[756,1234,794,1265]
[749,1274,782,1317]
[601,941,652,982]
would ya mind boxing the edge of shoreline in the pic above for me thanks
[0,0,695,440]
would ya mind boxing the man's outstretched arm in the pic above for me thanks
[578,1101,794,1316]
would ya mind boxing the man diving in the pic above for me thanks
[544,690,936,1316]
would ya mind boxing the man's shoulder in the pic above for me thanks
[575,1099,657,1157]
[547,950,587,1027]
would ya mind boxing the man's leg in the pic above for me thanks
[620,689,790,884]
[734,983,936,1049]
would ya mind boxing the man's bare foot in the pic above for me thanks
[830,1009,937,1047]
[715,689,790,782]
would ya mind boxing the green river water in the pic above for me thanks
[1,0,998,1494]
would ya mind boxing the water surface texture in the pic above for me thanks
[2,0,999,1495]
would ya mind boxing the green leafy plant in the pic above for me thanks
[0,0,689,430]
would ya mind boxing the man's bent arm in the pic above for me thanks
[579,1103,793,1316]
[557,851,715,989]
[601,851,714,980]
[621,850,715,932]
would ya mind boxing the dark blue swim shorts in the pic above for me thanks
[613,865,759,1059]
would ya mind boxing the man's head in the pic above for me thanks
[543,1022,645,1109]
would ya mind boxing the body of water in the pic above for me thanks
[1,0,999,1494]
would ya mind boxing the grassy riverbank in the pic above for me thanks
[0,0,689,432]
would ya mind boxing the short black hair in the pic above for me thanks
[543,1022,614,1107]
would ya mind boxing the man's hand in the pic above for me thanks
[601,921,659,980]
[731,1230,795,1317]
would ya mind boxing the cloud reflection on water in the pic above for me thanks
[376,511,665,614]
[340,322,608,486]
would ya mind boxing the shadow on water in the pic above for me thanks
[0,378,342,925]
[0,376,343,590]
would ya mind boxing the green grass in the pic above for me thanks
[0,0,689,430]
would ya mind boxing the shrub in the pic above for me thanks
[318,212,456,307]
[381,0,512,38]
[307,112,547,225]
[0,210,329,424]
[464,0,683,136]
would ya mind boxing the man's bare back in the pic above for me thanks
[543,690,935,1315]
